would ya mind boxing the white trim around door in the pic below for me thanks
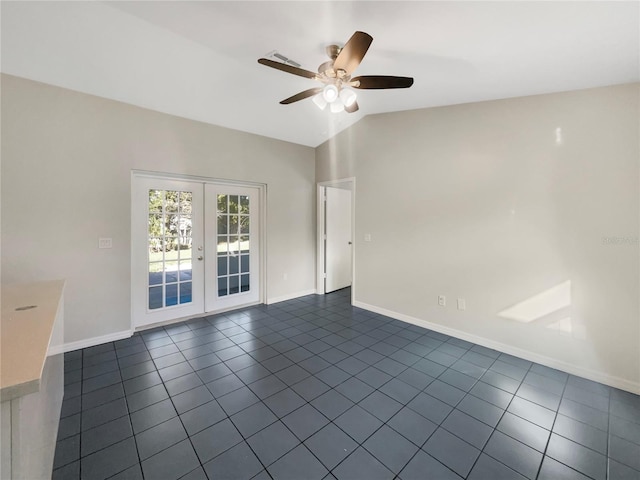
[316,178,356,304]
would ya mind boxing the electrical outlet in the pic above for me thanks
[438,295,446,307]
[457,298,466,310]
[283,273,288,281]
[364,234,372,242]
[98,238,112,249]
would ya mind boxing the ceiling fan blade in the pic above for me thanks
[280,88,323,105]
[333,31,373,75]
[345,101,359,113]
[352,75,414,89]
[258,58,317,79]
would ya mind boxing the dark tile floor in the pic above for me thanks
[53,288,640,480]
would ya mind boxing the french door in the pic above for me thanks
[204,184,260,311]
[132,175,261,329]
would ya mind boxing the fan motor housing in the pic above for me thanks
[318,61,335,76]
[325,44,341,60]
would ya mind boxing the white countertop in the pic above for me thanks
[1,280,65,401]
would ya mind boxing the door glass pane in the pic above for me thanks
[229,236,239,253]
[149,214,163,235]
[229,255,239,275]
[165,261,178,283]
[229,195,239,214]
[240,235,249,253]
[166,284,178,306]
[217,236,228,255]
[240,255,249,273]
[217,256,227,276]
[179,192,192,213]
[241,274,250,292]
[149,237,163,255]
[180,282,192,304]
[240,216,249,234]
[218,277,227,297]
[217,194,228,214]
[229,215,239,234]
[167,215,179,236]
[149,190,163,212]
[239,195,249,214]
[149,263,163,285]
[149,286,163,309]
[147,188,194,310]
[166,191,179,212]
[179,261,192,281]
[217,216,228,235]
[229,275,240,294]
[166,237,179,255]
[178,216,192,246]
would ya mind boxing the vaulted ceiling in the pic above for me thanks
[2,1,638,147]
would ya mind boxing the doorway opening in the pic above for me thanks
[317,178,355,304]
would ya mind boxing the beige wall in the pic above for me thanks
[317,84,640,390]
[1,74,316,344]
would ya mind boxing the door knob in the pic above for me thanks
[348,241,352,245]
[197,256,204,261]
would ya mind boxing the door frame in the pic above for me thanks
[131,170,267,331]
[316,177,355,303]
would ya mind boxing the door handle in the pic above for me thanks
[348,241,352,245]
[197,256,204,261]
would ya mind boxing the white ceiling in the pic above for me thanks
[2,1,638,147]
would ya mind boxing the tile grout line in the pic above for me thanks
[415,349,502,478]
[142,322,207,479]
[127,337,157,480]
[112,339,145,479]
[533,366,569,480]
[469,357,533,479]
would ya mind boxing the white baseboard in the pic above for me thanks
[267,289,317,305]
[48,329,133,355]
[354,300,640,395]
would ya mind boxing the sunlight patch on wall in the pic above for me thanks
[498,280,571,323]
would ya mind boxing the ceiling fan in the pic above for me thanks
[258,31,414,113]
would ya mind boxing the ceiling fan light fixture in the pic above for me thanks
[330,101,345,113]
[322,84,339,103]
[258,31,413,114]
[339,88,357,107]
[312,93,327,110]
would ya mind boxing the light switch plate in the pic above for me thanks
[99,238,112,249]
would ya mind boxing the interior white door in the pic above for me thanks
[325,186,352,293]
[132,177,205,328]
[204,184,260,312]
